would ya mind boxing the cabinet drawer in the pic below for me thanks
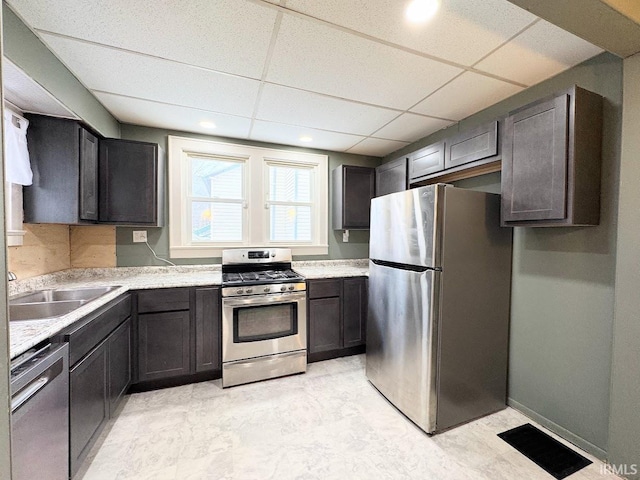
[58,294,131,366]
[308,279,341,299]
[137,288,190,313]
[410,141,445,181]
[445,121,498,169]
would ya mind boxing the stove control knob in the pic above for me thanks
[271,252,276,257]
[280,285,287,292]
[246,288,253,294]
[264,286,271,293]
[236,289,243,295]
[288,285,295,291]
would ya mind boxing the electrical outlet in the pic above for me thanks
[343,230,349,243]
[132,231,147,243]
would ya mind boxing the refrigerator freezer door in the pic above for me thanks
[366,260,440,433]
[369,185,443,268]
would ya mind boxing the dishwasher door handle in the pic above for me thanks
[12,377,49,412]
[11,357,64,412]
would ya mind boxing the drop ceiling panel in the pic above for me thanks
[411,72,524,120]
[95,92,252,138]
[39,33,261,117]
[2,59,77,118]
[7,0,277,78]
[373,113,453,143]
[257,84,399,136]
[474,20,603,86]
[283,0,537,66]
[266,14,463,110]
[347,137,409,157]
[250,120,364,152]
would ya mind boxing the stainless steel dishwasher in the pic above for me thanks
[11,343,69,480]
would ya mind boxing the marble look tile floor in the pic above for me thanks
[78,355,621,480]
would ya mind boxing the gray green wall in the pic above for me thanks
[0,6,13,475]
[116,124,381,266]
[2,3,119,138]
[607,53,640,479]
[386,52,622,458]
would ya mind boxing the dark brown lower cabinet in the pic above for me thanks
[307,277,367,362]
[108,317,132,416]
[309,296,342,353]
[133,287,221,386]
[70,342,108,477]
[343,278,367,348]
[137,311,191,382]
[60,295,132,477]
[195,288,221,373]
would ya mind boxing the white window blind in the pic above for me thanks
[267,163,312,242]
[189,155,245,243]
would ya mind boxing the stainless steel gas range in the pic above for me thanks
[221,248,307,387]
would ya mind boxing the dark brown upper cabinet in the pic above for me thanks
[24,114,99,224]
[445,120,498,169]
[501,85,603,227]
[409,141,445,182]
[375,156,408,197]
[99,139,165,226]
[331,165,375,230]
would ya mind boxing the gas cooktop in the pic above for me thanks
[222,269,304,286]
[221,248,305,288]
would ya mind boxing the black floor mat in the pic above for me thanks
[497,423,592,479]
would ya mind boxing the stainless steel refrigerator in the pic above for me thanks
[366,184,513,434]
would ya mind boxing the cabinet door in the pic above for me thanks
[376,157,408,197]
[108,317,132,416]
[70,342,108,477]
[502,94,569,222]
[79,127,99,221]
[343,277,367,348]
[410,141,445,181]
[195,288,221,373]
[137,311,191,381]
[445,121,498,169]
[24,114,83,224]
[308,297,342,353]
[331,165,374,230]
[99,139,161,225]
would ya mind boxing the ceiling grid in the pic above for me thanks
[5,0,604,156]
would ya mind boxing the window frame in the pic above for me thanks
[168,136,328,258]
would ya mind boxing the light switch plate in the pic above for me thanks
[133,231,147,243]
[343,230,349,242]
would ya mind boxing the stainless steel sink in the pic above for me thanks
[9,300,87,321]
[10,286,120,305]
[9,286,121,321]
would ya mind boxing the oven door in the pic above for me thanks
[222,291,307,363]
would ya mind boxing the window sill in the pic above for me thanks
[7,230,26,247]
[170,244,329,259]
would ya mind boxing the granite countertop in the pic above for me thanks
[9,259,368,360]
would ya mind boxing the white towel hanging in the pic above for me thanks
[3,108,32,186]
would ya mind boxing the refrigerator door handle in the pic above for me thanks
[370,259,441,272]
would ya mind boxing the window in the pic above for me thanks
[168,136,328,258]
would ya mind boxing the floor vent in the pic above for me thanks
[498,423,592,479]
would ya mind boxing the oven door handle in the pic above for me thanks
[222,292,307,307]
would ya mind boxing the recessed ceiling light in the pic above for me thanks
[199,121,217,129]
[405,0,439,23]
[299,135,313,143]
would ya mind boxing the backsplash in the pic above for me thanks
[8,224,71,279]
[7,224,117,279]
